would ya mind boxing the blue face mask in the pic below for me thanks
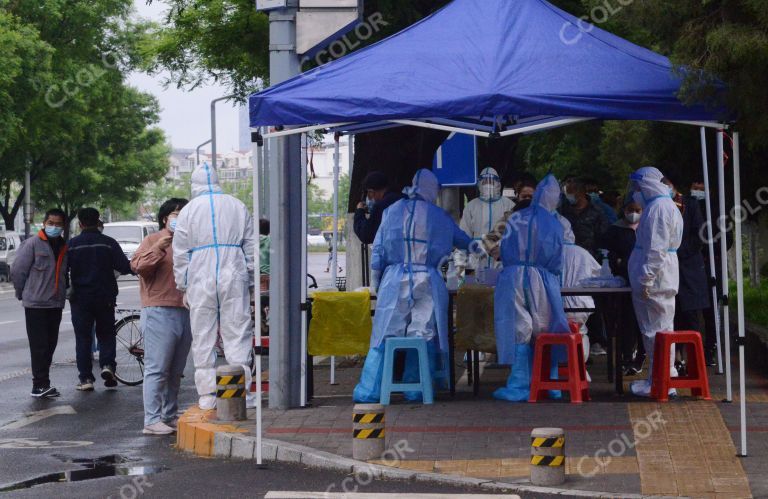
[168,219,178,233]
[44,226,63,238]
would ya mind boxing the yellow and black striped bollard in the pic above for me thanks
[352,404,385,460]
[530,427,565,485]
[216,365,246,421]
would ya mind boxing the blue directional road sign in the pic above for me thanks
[432,133,477,187]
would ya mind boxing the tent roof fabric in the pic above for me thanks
[249,0,727,129]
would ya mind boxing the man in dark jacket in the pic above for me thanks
[11,209,68,398]
[664,177,710,371]
[353,171,405,245]
[559,178,610,259]
[68,207,132,390]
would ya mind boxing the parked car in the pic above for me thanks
[307,234,328,246]
[0,231,22,281]
[102,221,159,260]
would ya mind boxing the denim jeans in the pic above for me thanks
[71,300,116,382]
[141,307,192,426]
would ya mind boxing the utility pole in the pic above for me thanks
[267,0,303,409]
[196,139,212,166]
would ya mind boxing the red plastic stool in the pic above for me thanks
[651,331,711,402]
[530,331,590,403]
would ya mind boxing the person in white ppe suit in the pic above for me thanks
[353,169,481,403]
[558,216,601,380]
[173,163,255,410]
[455,168,514,273]
[493,175,570,402]
[627,167,683,397]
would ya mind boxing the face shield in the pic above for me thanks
[478,169,501,201]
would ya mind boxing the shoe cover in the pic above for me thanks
[199,394,216,410]
[632,334,678,398]
[353,347,385,403]
[493,343,532,402]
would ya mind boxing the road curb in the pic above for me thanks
[176,406,679,499]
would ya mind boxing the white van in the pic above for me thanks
[102,221,159,261]
[0,231,22,281]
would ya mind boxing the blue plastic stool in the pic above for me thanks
[380,337,434,405]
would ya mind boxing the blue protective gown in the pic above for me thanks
[354,169,473,403]
[494,175,570,366]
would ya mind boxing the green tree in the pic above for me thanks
[0,0,166,230]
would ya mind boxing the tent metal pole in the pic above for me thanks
[700,127,724,374]
[300,132,308,407]
[498,117,594,137]
[666,120,728,129]
[262,122,354,139]
[389,119,491,138]
[330,134,341,385]
[251,127,263,466]
[717,130,733,401]
[732,131,747,456]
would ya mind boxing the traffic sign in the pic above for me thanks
[256,0,288,10]
[432,133,478,187]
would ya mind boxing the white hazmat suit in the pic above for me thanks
[559,215,600,359]
[627,167,683,397]
[173,163,255,410]
[456,168,514,271]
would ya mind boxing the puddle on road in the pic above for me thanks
[0,455,166,492]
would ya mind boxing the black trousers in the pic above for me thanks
[71,300,116,382]
[25,308,63,390]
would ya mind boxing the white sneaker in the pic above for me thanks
[246,393,258,409]
[142,422,175,435]
[163,418,178,429]
[199,394,216,410]
[590,343,607,356]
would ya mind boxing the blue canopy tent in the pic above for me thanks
[248,0,748,458]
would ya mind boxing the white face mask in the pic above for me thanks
[479,183,501,201]
[690,190,706,200]
[625,212,641,224]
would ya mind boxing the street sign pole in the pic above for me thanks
[266,0,304,410]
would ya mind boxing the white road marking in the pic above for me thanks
[118,285,139,291]
[0,320,17,326]
[0,405,76,430]
[0,438,92,449]
[265,494,520,499]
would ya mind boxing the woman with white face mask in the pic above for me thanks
[599,200,645,375]
[131,198,192,435]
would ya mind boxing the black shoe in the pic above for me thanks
[31,386,59,398]
[705,350,717,367]
[101,367,117,388]
[674,360,688,377]
[623,365,642,376]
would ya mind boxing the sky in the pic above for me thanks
[129,1,241,152]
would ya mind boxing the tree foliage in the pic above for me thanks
[0,0,169,230]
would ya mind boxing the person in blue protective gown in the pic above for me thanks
[353,169,481,403]
[493,174,570,402]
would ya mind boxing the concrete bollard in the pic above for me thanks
[352,404,385,461]
[216,365,247,422]
[530,427,565,486]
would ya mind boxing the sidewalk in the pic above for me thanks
[178,353,763,498]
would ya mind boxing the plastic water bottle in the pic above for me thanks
[599,249,612,278]
[447,261,459,291]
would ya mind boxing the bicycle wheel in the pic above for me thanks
[114,314,145,386]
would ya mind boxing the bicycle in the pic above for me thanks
[114,308,145,386]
